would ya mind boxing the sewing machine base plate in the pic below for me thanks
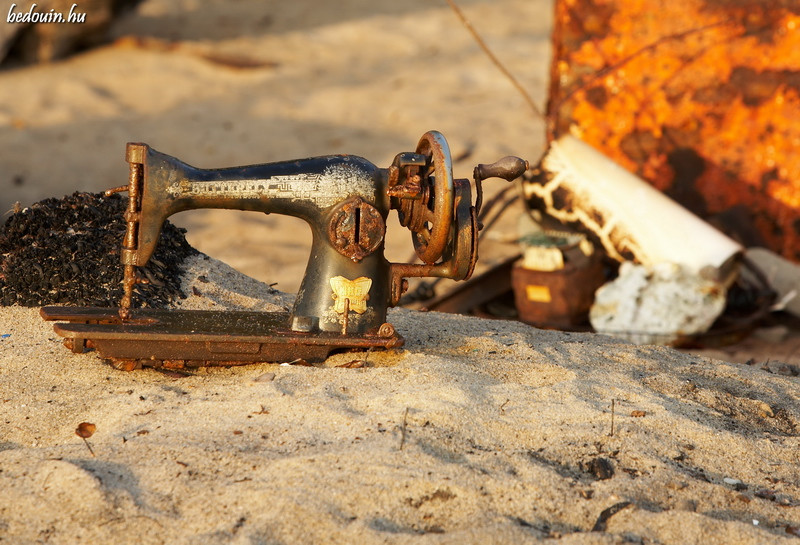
[40,306,404,370]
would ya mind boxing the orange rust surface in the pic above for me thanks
[548,0,800,261]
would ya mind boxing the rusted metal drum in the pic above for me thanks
[548,0,800,262]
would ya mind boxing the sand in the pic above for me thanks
[1,254,799,543]
[1,0,799,543]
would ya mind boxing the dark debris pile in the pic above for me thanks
[0,192,198,307]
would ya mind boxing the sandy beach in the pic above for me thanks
[2,254,799,543]
[1,0,799,543]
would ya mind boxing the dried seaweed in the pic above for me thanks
[0,192,197,307]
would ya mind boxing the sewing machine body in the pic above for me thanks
[41,131,527,369]
[134,145,396,336]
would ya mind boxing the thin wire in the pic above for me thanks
[445,0,545,121]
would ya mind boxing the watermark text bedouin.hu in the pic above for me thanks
[7,3,86,24]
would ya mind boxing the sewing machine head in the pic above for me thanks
[42,131,527,369]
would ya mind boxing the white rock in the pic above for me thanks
[590,262,726,345]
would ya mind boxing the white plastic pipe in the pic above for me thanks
[524,135,743,278]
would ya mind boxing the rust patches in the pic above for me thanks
[549,0,800,260]
[327,197,386,262]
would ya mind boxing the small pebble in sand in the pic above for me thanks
[723,477,748,491]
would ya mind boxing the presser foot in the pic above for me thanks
[40,307,404,371]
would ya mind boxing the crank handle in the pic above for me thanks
[473,156,529,183]
[472,155,529,221]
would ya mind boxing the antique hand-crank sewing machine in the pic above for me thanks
[41,131,527,369]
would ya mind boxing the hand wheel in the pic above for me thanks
[413,131,455,264]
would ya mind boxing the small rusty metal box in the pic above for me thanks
[511,232,604,328]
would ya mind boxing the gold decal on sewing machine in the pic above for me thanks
[163,165,377,208]
[330,276,372,314]
[166,175,321,200]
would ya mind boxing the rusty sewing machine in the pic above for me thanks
[41,131,527,370]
